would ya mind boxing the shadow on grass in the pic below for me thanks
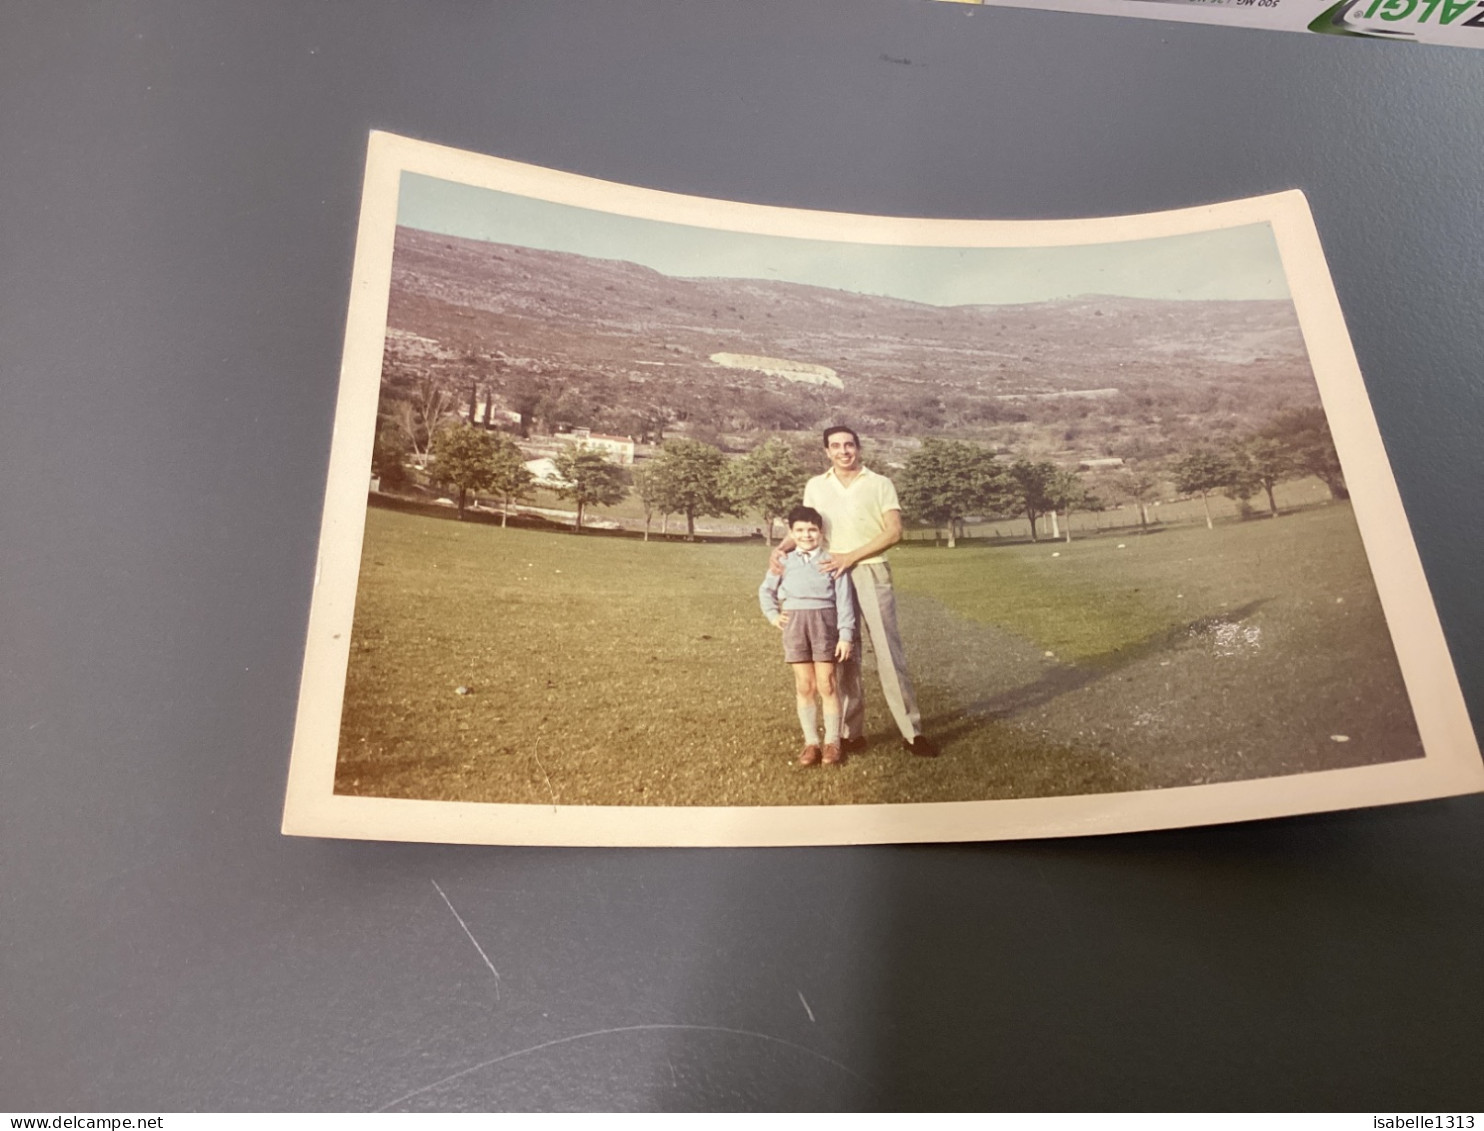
[870,598,1266,799]
[936,598,1268,733]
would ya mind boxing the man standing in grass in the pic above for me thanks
[774,426,937,758]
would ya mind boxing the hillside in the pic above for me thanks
[381,225,1320,460]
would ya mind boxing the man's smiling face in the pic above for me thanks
[825,431,860,473]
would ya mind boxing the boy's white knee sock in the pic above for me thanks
[797,702,819,745]
[824,712,841,746]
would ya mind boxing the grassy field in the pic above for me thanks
[334,502,1423,806]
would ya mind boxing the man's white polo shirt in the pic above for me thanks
[802,466,901,565]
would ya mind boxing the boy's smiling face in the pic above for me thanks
[791,520,823,553]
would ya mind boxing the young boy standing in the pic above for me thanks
[758,506,857,766]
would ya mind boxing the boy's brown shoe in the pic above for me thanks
[822,743,845,766]
[799,744,822,766]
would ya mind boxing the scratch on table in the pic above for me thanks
[431,880,501,1000]
[374,1023,870,1111]
[533,750,558,811]
[798,990,815,1023]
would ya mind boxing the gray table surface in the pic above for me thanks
[3,1,1482,1111]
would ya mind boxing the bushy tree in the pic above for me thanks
[631,461,677,542]
[1007,459,1063,542]
[486,434,534,527]
[430,423,499,520]
[1262,406,1347,500]
[724,439,810,544]
[371,425,410,490]
[552,447,628,532]
[1221,451,1264,519]
[1232,436,1292,517]
[1111,464,1160,530]
[1048,468,1099,542]
[898,439,1010,548]
[1171,448,1234,530]
[653,438,736,539]
[786,434,832,477]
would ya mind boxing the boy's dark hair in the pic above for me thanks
[822,425,860,448]
[787,505,825,529]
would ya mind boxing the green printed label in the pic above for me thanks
[1310,0,1484,36]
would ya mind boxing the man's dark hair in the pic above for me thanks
[787,505,825,529]
[822,425,860,448]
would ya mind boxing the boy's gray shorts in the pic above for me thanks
[782,607,839,664]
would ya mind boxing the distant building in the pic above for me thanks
[524,457,568,486]
[459,403,522,427]
[558,428,636,465]
[1078,457,1125,471]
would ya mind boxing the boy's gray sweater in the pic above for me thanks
[758,550,857,641]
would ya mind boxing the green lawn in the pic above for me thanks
[335,502,1422,805]
[893,503,1360,663]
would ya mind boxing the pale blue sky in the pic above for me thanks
[397,172,1290,306]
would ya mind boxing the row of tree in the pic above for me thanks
[399,425,792,538]
[395,427,814,540]
[894,440,1095,548]
[635,438,811,541]
[421,426,534,524]
[894,407,1346,545]
[420,427,1100,546]
[1169,406,1348,528]
[395,404,1346,545]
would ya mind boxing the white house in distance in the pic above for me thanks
[1078,457,1125,471]
[524,457,568,487]
[459,403,523,427]
[557,428,636,465]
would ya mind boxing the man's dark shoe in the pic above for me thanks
[799,743,822,766]
[905,734,938,758]
[841,735,868,754]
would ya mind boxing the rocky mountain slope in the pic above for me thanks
[382,225,1321,457]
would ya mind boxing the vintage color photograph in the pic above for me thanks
[281,132,1482,845]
